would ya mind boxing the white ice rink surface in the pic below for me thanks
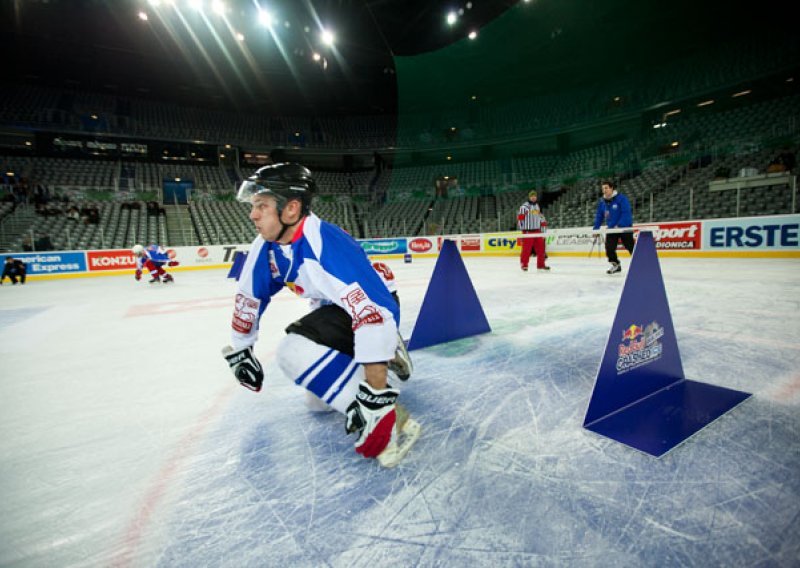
[1,254,799,567]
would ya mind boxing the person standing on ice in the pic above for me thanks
[593,180,635,275]
[222,163,419,467]
[132,243,179,283]
[517,190,550,272]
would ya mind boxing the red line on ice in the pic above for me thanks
[111,384,236,567]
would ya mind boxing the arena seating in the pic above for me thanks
[1,70,797,251]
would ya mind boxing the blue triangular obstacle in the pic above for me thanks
[227,251,247,280]
[583,231,751,457]
[407,239,491,351]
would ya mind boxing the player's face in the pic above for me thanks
[249,194,283,241]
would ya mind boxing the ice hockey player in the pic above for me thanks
[222,163,419,467]
[132,243,179,283]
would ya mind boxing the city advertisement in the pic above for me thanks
[703,214,800,251]
[359,238,407,255]
[12,252,87,275]
[483,233,522,253]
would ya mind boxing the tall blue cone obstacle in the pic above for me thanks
[407,239,491,351]
[583,231,751,457]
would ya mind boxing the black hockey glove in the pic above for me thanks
[222,346,264,392]
[345,381,399,458]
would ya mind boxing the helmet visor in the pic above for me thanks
[236,179,273,203]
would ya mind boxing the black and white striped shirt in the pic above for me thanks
[517,201,545,231]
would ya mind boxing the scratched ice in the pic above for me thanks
[1,256,798,567]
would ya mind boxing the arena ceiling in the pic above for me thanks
[4,0,788,117]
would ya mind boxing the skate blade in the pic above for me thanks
[377,418,421,468]
[388,335,413,381]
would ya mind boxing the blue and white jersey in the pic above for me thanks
[230,213,399,364]
[136,244,170,269]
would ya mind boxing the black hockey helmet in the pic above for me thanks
[237,162,316,215]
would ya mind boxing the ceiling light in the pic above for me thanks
[257,10,272,27]
[211,0,225,15]
[138,11,149,21]
[321,29,335,46]
[468,30,477,40]
[446,12,457,26]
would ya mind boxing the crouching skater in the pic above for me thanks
[222,163,418,467]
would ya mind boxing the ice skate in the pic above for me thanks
[377,404,421,468]
[607,262,622,275]
[149,275,161,283]
[388,332,413,381]
[162,274,174,283]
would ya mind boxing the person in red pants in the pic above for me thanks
[132,243,179,283]
[517,190,550,271]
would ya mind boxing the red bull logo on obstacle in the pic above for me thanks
[616,321,665,374]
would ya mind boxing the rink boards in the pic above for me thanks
[8,213,799,280]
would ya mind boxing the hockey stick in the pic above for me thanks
[589,234,598,258]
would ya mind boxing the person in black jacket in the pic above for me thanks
[1,257,27,285]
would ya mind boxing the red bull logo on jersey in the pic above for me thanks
[342,286,384,330]
[616,321,665,374]
[232,293,259,334]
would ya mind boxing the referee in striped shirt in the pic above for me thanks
[517,190,550,271]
